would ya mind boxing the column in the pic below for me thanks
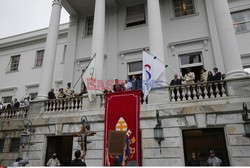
[91,0,106,81]
[37,0,62,99]
[147,0,167,83]
[63,15,78,86]
[212,0,246,78]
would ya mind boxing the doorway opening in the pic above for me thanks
[181,66,203,82]
[45,136,73,166]
[182,128,230,166]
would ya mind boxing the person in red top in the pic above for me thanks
[113,79,123,92]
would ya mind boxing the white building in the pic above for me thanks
[0,0,250,166]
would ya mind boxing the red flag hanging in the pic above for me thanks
[104,90,141,166]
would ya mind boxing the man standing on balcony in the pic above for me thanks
[212,68,222,81]
[182,68,195,84]
[48,89,56,99]
[64,82,74,98]
[13,98,20,108]
[170,74,182,101]
[170,74,182,86]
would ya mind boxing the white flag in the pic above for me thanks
[142,51,165,99]
[83,55,97,102]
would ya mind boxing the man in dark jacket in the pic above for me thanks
[170,74,182,101]
[113,79,123,92]
[188,153,200,166]
[70,150,86,166]
[212,68,222,81]
[170,74,182,86]
[13,98,20,108]
[48,89,56,99]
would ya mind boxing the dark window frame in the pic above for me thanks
[172,0,196,18]
[126,4,146,28]
[9,138,20,153]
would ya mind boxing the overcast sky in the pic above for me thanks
[0,0,69,39]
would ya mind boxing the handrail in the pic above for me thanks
[169,80,227,102]
[0,107,29,119]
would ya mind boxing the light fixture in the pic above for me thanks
[154,110,165,154]
[20,120,36,145]
[20,132,29,145]
[242,103,250,137]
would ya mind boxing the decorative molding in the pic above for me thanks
[119,47,149,55]
[75,57,91,63]
[169,37,209,47]
[0,87,18,92]
[0,24,69,49]
[170,45,176,56]
[169,37,209,56]
[241,53,250,58]
[120,54,125,64]
[25,84,39,88]
[203,40,208,52]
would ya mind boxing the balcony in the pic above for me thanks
[0,76,249,120]
[169,80,227,102]
[0,107,29,120]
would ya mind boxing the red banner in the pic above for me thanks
[104,90,141,166]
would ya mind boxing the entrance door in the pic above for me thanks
[183,128,230,166]
[45,136,73,166]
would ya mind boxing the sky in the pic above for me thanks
[0,0,69,39]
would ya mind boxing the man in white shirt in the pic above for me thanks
[124,79,132,90]
[46,153,61,166]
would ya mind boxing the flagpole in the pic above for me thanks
[73,53,96,89]
[143,48,183,77]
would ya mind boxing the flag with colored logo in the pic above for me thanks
[142,51,165,99]
[82,55,97,102]
[104,90,141,166]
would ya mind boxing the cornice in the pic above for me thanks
[0,23,69,49]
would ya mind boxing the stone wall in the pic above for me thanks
[0,77,250,166]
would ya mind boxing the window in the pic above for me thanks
[29,93,38,100]
[179,52,203,82]
[173,0,195,18]
[231,10,250,33]
[62,45,67,63]
[128,61,142,75]
[126,4,146,28]
[179,52,203,67]
[2,96,12,104]
[0,139,4,153]
[9,138,20,152]
[35,50,44,67]
[9,55,20,72]
[85,16,94,36]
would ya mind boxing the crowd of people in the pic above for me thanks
[48,77,148,105]
[0,97,30,111]
[47,82,84,100]
[111,76,148,104]
[170,67,223,86]
[170,67,224,100]
[187,150,223,166]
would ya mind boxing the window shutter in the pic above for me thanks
[126,4,145,25]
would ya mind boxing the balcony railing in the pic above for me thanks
[169,80,227,102]
[0,107,29,119]
[44,96,84,112]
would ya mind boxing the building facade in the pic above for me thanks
[0,0,250,166]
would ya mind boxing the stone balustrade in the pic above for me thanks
[169,80,227,102]
[44,94,104,112]
[0,107,29,119]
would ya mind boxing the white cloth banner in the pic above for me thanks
[82,55,97,102]
[142,51,165,99]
